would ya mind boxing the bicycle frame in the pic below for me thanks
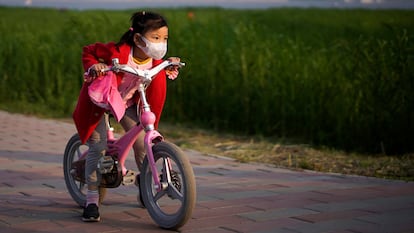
[76,58,184,192]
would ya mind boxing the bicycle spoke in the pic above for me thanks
[167,183,184,201]
[154,189,166,201]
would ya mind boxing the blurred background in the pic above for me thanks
[0,0,413,10]
[0,0,413,158]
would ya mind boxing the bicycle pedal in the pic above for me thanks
[122,170,137,185]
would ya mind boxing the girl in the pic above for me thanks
[72,11,180,222]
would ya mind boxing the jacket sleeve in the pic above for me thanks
[146,67,167,129]
[82,42,117,71]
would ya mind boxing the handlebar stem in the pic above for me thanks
[137,83,155,131]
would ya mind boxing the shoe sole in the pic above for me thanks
[82,216,101,222]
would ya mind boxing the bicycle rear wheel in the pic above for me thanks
[140,141,196,230]
[63,134,106,207]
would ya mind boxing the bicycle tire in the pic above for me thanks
[140,141,196,230]
[63,133,106,207]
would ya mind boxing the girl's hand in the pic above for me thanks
[166,57,180,80]
[84,63,108,82]
[89,63,108,77]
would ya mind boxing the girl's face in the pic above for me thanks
[133,26,169,60]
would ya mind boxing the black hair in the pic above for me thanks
[116,11,168,47]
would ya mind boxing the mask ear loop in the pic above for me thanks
[137,34,148,48]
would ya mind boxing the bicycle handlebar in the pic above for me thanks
[103,58,185,83]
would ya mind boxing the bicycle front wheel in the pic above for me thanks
[140,141,196,230]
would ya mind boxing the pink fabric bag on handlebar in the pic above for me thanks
[87,71,125,122]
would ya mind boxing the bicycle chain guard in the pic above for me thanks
[70,155,123,188]
[99,155,123,188]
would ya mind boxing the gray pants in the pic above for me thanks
[86,106,145,191]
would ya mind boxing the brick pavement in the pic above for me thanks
[0,110,413,233]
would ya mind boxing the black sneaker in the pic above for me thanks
[82,204,100,222]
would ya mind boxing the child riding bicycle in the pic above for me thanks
[72,11,181,222]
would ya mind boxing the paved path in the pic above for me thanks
[0,110,413,233]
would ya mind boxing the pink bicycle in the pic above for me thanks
[63,58,196,230]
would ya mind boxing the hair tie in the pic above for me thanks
[129,27,134,31]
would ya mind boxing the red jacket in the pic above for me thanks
[73,42,166,144]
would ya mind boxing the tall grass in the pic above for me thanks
[0,7,413,154]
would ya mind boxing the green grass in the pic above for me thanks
[0,7,413,155]
[157,122,414,181]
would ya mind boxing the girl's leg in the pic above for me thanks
[120,106,147,208]
[120,105,145,172]
[83,115,106,221]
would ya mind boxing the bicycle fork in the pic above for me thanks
[144,130,164,192]
[138,83,168,192]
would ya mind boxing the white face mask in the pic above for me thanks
[137,36,167,60]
